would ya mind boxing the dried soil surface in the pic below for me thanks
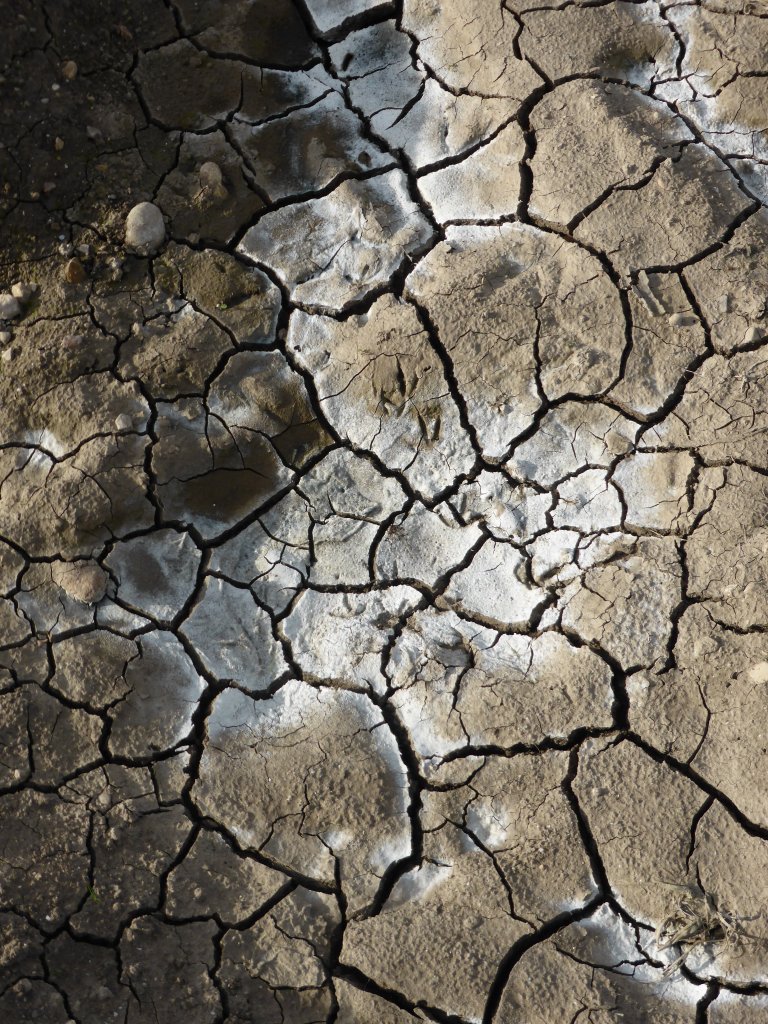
[1,0,768,1021]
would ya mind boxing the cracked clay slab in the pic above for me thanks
[6,0,768,1020]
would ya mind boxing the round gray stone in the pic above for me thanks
[125,202,166,256]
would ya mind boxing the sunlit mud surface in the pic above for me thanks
[2,0,768,1021]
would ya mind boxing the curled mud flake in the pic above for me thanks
[50,560,109,606]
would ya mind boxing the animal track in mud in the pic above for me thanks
[2,0,768,1021]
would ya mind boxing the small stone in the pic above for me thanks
[744,325,765,345]
[11,281,37,303]
[63,257,88,284]
[1,346,16,363]
[114,413,132,431]
[0,330,11,343]
[61,59,78,80]
[199,161,223,189]
[95,789,111,812]
[54,136,65,151]
[105,256,124,281]
[42,180,56,194]
[719,293,731,313]
[0,294,22,319]
[51,561,109,605]
[199,161,228,199]
[125,201,166,255]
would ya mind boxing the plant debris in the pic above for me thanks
[656,883,741,975]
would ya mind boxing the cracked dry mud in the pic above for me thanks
[3,1,768,1022]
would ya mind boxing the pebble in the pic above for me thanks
[125,201,166,255]
[114,413,132,431]
[11,281,37,303]
[0,294,21,319]
[744,325,764,345]
[199,161,227,198]
[200,161,223,189]
[1,346,17,363]
[0,330,11,343]
[54,136,65,151]
[61,59,78,80]
[63,257,88,284]
[105,255,124,281]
